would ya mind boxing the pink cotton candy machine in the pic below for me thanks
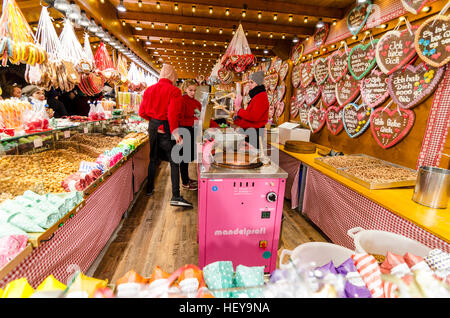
[197,140,287,273]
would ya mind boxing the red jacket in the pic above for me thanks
[180,94,201,127]
[138,78,182,133]
[234,91,269,129]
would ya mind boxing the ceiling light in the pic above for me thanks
[88,19,98,33]
[54,0,70,12]
[332,19,337,26]
[209,7,213,14]
[219,29,223,34]
[242,10,246,18]
[225,9,230,16]
[292,36,299,43]
[78,10,90,27]
[258,12,262,19]
[192,5,196,13]
[206,27,210,33]
[156,2,161,9]
[257,32,261,37]
[178,25,182,31]
[165,24,169,29]
[289,15,293,22]
[135,22,143,31]
[67,3,82,20]
[316,18,324,28]
[306,36,310,41]
[422,6,431,12]
[151,23,155,28]
[304,16,308,23]
[95,26,105,38]
[273,14,278,21]
[117,0,126,12]
[193,26,196,32]
[138,0,142,8]
[282,34,286,39]
[269,33,273,38]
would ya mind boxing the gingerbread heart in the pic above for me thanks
[388,64,445,109]
[292,63,302,88]
[291,43,304,65]
[336,74,360,106]
[376,25,419,75]
[328,49,349,83]
[314,24,329,48]
[322,77,337,107]
[279,61,290,81]
[308,105,327,133]
[268,103,275,121]
[401,0,430,14]
[347,1,372,36]
[360,70,390,108]
[314,57,329,85]
[342,102,373,138]
[300,61,314,88]
[268,73,279,91]
[271,57,283,73]
[371,107,415,149]
[348,39,379,80]
[305,81,322,106]
[415,15,450,68]
[299,103,310,128]
[276,101,285,118]
[290,96,299,118]
[326,105,344,135]
[276,82,286,103]
[294,86,306,105]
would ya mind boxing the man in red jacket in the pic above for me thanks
[233,71,269,149]
[139,64,193,208]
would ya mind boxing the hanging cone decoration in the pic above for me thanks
[0,0,47,66]
[221,24,256,73]
[94,42,120,86]
[116,53,129,86]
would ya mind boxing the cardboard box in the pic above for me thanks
[278,122,311,145]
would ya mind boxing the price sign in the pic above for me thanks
[34,138,43,148]
[64,130,71,139]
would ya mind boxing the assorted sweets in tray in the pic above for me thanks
[315,154,417,189]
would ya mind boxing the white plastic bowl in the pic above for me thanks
[347,227,432,257]
[279,242,355,269]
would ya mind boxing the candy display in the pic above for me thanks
[0,234,28,269]
[0,99,32,130]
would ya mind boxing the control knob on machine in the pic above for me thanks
[266,192,277,203]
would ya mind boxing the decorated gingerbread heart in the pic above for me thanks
[360,69,390,108]
[401,0,430,14]
[322,77,337,107]
[276,82,286,103]
[308,105,327,133]
[314,23,329,48]
[291,43,304,66]
[294,86,306,105]
[336,74,360,106]
[376,25,419,75]
[371,106,415,149]
[348,39,379,80]
[299,103,310,128]
[279,61,290,81]
[347,1,372,36]
[314,57,329,85]
[342,102,373,138]
[305,81,322,106]
[415,15,450,68]
[326,105,344,135]
[291,63,302,88]
[388,64,445,109]
[290,96,299,118]
[328,49,349,83]
[271,57,283,74]
[268,72,279,92]
[276,100,285,118]
[300,61,314,88]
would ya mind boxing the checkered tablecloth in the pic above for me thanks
[416,66,450,169]
[0,160,134,289]
[302,167,449,253]
[132,142,150,193]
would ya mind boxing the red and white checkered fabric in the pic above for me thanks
[302,167,449,253]
[132,142,150,193]
[0,160,134,289]
[416,66,450,169]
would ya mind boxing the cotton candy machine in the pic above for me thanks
[197,138,287,273]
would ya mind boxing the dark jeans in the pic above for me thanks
[147,119,180,198]
[179,126,195,186]
[244,127,265,150]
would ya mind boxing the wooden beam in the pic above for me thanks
[123,0,344,20]
[119,11,314,36]
[133,28,281,46]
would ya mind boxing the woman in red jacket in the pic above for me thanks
[179,80,201,191]
[139,64,193,208]
[233,71,269,149]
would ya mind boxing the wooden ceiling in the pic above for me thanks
[7,0,358,79]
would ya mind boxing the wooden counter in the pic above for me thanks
[271,142,450,243]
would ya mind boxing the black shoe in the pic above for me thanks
[170,196,193,208]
